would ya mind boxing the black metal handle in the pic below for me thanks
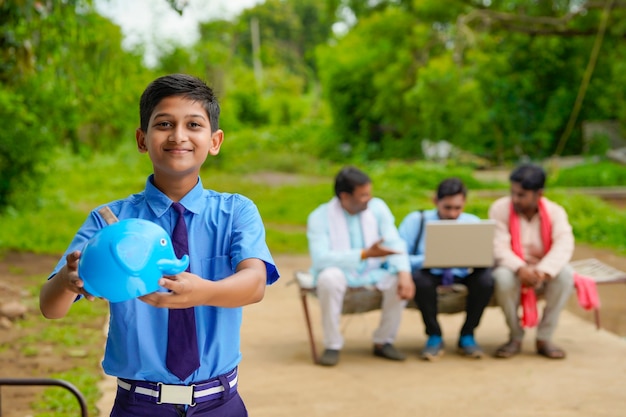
[0,378,88,417]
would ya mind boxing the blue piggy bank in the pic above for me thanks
[78,218,189,303]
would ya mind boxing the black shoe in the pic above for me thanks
[373,343,406,361]
[318,349,340,366]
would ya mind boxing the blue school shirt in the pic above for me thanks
[398,208,480,278]
[50,175,279,384]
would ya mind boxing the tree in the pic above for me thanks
[317,0,626,161]
[0,0,154,211]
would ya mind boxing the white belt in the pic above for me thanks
[117,369,238,406]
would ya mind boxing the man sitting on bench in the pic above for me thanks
[489,163,574,360]
[399,178,494,361]
[306,166,414,366]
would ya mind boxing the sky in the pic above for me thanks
[95,0,264,66]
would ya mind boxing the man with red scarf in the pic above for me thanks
[489,163,574,359]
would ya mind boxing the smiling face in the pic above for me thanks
[135,96,224,194]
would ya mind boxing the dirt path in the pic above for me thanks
[101,249,626,416]
[238,252,626,417]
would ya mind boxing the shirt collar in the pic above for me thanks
[145,174,205,217]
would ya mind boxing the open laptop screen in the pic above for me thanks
[422,220,496,268]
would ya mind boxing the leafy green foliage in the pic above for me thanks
[549,160,626,187]
[0,88,55,210]
[558,192,626,254]
[317,1,626,161]
[0,1,156,214]
[317,8,419,158]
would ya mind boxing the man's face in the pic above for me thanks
[339,183,372,215]
[435,193,466,220]
[510,182,542,216]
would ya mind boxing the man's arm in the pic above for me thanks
[370,198,411,273]
[489,197,526,273]
[398,211,425,271]
[536,202,575,278]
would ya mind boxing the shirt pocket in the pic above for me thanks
[200,256,234,281]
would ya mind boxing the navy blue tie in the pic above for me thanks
[165,202,200,380]
[441,268,454,286]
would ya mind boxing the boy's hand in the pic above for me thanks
[63,251,95,301]
[139,272,201,308]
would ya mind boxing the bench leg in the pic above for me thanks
[300,290,319,364]
[594,307,601,330]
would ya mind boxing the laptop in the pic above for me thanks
[422,220,496,268]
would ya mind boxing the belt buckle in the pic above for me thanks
[157,383,196,406]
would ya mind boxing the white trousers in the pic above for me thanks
[316,267,407,350]
[492,265,574,342]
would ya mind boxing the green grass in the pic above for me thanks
[7,273,109,417]
[549,160,626,187]
[32,368,101,417]
[0,143,625,255]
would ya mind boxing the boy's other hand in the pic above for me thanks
[64,251,95,301]
[139,272,200,308]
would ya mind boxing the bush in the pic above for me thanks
[549,160,626,187]
[0,88,55,212]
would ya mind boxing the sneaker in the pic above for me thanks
[318,349,340,366]
[420,335,444,361]
[457,335,484,358]
[373,343,406,361]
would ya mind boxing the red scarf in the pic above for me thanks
[509,199,600,328]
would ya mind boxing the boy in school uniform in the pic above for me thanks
[40,73,279,416]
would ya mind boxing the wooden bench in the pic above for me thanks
[294,258,626,364]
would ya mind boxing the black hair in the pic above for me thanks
[509,163,546,191]
[139,73,220,133]
[334,166,371,197]
[436,177,467,200]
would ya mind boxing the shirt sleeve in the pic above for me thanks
[49,208,111,279]
[370,198,410,273]
[231,197,279,285]
[398,211,425,271]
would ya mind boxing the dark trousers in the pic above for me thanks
[413,268,494,337]
[110,386,247,417]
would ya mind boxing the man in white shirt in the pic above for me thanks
[307,166,414,366]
